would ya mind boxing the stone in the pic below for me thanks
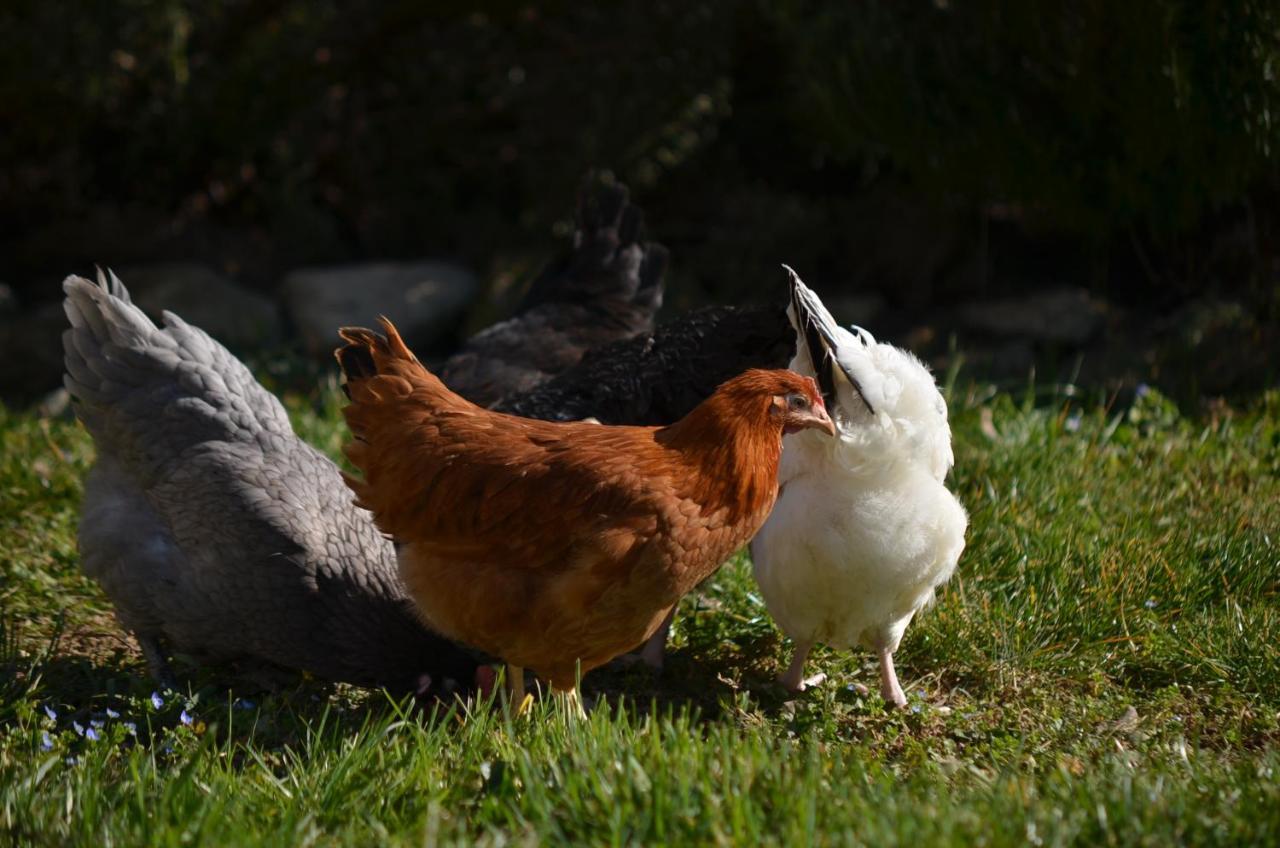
[958,286,1105,345]
[282,261,479,357]
[116,263,279,351]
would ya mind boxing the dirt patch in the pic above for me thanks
[57,610,141,666]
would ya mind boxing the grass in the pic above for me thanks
[1,373,1278,846]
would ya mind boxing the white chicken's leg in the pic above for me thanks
[777,638,825,692]
[877,647,907,708]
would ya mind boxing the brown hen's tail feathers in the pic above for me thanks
[335,318,418,394]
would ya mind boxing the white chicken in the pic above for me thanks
[750,267,967,707]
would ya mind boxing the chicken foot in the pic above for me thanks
[877,647,908,709]
[551,684,589,720]
[776,638,826,692]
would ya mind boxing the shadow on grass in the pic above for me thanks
[4,605,950,760]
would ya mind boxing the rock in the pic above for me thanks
[1156,297,1269,396]
[0,302,69,401]
[37,387,72,418]
[958,287,1105,345]
[282,261,479,357]
[117,263,279,351]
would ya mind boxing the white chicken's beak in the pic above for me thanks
[782,265,875,416]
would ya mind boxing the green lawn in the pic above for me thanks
[2,376,1278,846]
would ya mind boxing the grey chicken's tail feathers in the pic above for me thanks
[62,271,294,479]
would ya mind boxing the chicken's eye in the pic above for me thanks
[787,393,810,411]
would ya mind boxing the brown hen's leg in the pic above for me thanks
[505,665,535,716]
[505,665,525,700]
[551,683,588,720]
[878,647,907,709]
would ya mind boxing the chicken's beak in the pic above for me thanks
[803,404,837,437]
[782,265,876,417]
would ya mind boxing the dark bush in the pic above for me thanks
[774,0,1280,238]
[0,2,730,290]
[0,1,1276,309]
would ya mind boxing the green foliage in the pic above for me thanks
[777,0,1280,238]
[5,1,1277,304]
[1,382,1278,843]
[0,1,730,277]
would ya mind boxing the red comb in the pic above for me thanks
[805,376,826,409]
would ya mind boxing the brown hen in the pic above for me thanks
[336,318,834,703]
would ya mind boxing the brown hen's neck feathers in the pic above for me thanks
[658,374,785,523]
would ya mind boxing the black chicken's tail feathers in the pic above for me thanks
[516,176,668,313]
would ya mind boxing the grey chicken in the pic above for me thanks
[63,270,485,695]
[439,180,667,405]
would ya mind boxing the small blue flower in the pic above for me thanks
[150,691,164,709]
[43,705,57,721]
[1135,383,1151,399]
[1145,598,1158,610]
[72,721,85,736]
[1064,411,1083,433]
[65,756,78,766]
[179,710,193,726]
[105,708,120,719]
[85,727,99,742]
[90,719,104,730]
[41,731,53,751]
[911,704,922,714]
[123,722,137,736]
